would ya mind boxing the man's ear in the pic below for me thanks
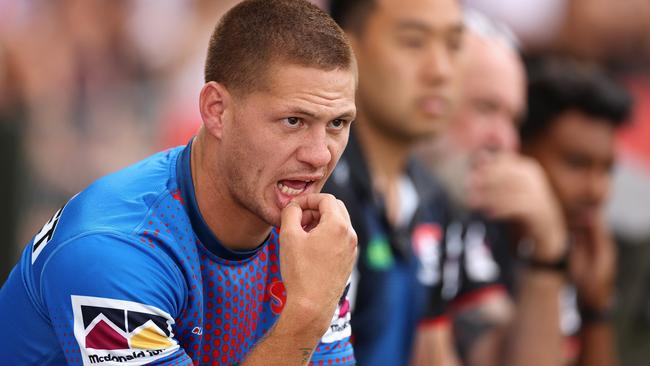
[199,81,232,140]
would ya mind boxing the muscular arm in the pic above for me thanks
[504,268,564,366]
[242,301,331,365]
[469,155,567,366]
[571,218,618,366]
[243,194,357,365]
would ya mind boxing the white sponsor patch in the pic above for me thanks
[465,222,500,282]
[71,295,179,366]
[321,284,352,344]
[31,207,64,264]
[412,223,443,286]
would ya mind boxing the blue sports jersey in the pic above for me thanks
[0,141,354,366]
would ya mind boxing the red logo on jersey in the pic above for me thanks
[268,281,287,315]
[412,223,442,254]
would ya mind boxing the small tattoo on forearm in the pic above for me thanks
[299,348,313,362]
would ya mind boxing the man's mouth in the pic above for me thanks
[420,95,450,118]
[276,179,318,204]
[277,180,313,196]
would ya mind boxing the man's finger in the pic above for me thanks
[301,209,321,231]
[280,201,303,234]
[291,193,339,220]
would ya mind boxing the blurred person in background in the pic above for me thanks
[326,0,465,364]
[327,1,568,365]
[0,0,244,283]
[417,11,568,366]
[0,0,163,277]
[521,57,632,366]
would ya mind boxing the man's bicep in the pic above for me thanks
[40,234,191,365]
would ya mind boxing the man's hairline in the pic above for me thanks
[522,108,620,146]
[344,3,466,44]
[215,58,357,104]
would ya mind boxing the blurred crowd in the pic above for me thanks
[0,0,239,264]
[1,0,649,365]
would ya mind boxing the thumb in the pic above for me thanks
[280,201,303,236]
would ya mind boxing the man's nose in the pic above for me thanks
[296,127,332,169]
[422,42,454,85]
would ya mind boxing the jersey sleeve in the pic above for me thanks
[39,232,193,366]
[309,285,355,365]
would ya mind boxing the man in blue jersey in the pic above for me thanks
[0,1,359,365]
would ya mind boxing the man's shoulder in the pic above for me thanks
[24,147,189,284]
[59,147,184,237]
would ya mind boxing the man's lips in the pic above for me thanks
[419,95,451,118]
[277,180,313,196]
[276,176,322,198]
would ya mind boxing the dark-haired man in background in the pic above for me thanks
[326,0,464,364]
[0,1,358,365]
[521,57,631,366]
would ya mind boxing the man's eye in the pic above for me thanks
[282,117,302,128]
[399,37,426,49]
[329,119,347,129]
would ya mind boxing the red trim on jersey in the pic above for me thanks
[450,284,507,314]
[418,315,451,329]
[564,335,581,363]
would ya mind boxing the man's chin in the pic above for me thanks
[262,209,282,228]
[568,210,599,231]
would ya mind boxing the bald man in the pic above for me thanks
[416,15,567,366]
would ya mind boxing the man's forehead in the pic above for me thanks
[245,64,356,117]
[547,112,616,156]
[263,62,355,88]
[375,0,463,30]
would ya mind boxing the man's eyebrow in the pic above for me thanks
[395,20,465,35]
[287,107,318,119]
[395,20,433,33]
[335,109,357,120]
[287,107,356,120]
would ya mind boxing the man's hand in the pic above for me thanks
[279,193,358,338]
[570,213,616,311]
[467,153,567,262]
[241,194,357,366]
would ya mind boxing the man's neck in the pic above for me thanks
[355,116,412,188]
[354,116,413,225]
[191,132,272,251]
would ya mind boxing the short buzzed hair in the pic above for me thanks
[520,56,632,143]
[205,0,354,94]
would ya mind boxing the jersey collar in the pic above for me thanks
[176,139,267,261]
